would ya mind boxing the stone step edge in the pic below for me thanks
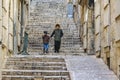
[6,62,66,64]
[6,60,65,62]
[5,66,66,68]
[2,75,69,78]
[9,55,65,58]
[2,69,69,72]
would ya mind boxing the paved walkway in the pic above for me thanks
[65,55,118,80]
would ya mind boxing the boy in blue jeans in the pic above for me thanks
[42,31,50,54]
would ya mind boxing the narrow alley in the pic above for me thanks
[0,0,120,80]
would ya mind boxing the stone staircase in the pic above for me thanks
[2,55,71,80]
[26,0,84,55]
[1,0,85,80]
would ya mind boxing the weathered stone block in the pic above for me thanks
[2,9,8,29]
[104,5,110,27]
[83,36,87,49]
[95,34,100,51]
[8,18,13,35]
[95,16,100,34]
[115,0,120,19]
[9,0,14,20]
[103,0,109,8]
[95,0,100,18]
[2,26,8,47]
[83,22,87,36]
[2,0,9,12]
[115,16,120,41]
[8,34,13,51]
[103,27,110,47]
[35,78,43,80]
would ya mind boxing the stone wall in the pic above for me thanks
[78,0,95,54]
[78,0,120,77]
[94,0,120,77]
[0,0,29,79]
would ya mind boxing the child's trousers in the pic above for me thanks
[43,43,49,53]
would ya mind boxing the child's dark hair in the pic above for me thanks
[55,24,60,28]
[44,31,47,34]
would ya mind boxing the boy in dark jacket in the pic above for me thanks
[42,31,50,54]
[51,24,63,53]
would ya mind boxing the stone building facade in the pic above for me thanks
[76,0,95,54]
[94,0,120,77]
[0,0,29,78]
[77,0,120,78]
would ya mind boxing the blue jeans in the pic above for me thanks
[43,43,49,53]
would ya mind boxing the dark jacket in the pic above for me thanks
[51,29,63,41]
[42,35,50,44]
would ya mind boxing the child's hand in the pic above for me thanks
[49,37,52,41]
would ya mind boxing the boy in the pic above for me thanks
[42,31,50,54]
[51,24,63,53]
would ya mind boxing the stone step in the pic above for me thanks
[4,66,67,70]
[61,50,84,53]
[7,57,65,62]
[6,60,65,63]
[28,43,82,45]
[28,46,83,48]
[6,61,66,67]
[2,55,71,80]
[2,75,70,80]
[27,51,84,54]
[2,70,70,76]
[28,47,83,50]
[28,48,84,51]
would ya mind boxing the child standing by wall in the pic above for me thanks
[42,31,50,54]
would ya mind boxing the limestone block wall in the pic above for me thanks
[0,0,29,79]
[78,0,94,54]
[94,0,101,54]
[94,0,111,68]
[0,0,10,79]
[110,1,118,68]
[110,0,120,76]
[94,0,120,77]
[0,0,2,78]
[2,0,9,49]
[77,0,120,77]
[8,0,14,52]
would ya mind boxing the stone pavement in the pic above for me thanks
[65,55,118,80]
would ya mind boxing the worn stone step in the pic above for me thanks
[2,70,70,76]
[6,62,66,67]
[2,75,70,80]
[5,66,67,70]
[7,58,65,62]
